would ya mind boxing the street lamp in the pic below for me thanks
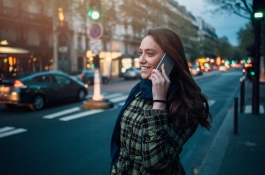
[251,0,264,115]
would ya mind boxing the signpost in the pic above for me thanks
[88,22,103,55]
[88,22,103,40]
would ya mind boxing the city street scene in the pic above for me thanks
[0,0,265,175]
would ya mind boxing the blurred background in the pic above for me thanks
[0,0,264,79]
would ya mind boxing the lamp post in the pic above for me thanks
[252,0,264,115]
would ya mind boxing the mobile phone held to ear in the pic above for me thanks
[156,53,175,76]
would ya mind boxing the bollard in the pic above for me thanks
[234,97,238,135]
[239,77,245,113]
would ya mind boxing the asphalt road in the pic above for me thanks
[0,69,243,175]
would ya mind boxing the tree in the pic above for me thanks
[237,22,254,57]
[216,37,233,60]
[204,0,264,76]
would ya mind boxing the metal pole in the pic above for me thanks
[52,15,58,70]
[252,0,261,115]
[240,77,245,113]
[234,97,238,135]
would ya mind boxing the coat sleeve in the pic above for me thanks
[141,109,198,171]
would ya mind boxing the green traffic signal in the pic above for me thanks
[254,12,263,18]
[251,71,255,76]
[88,10,100,20]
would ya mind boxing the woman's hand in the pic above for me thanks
[149,64,171,109]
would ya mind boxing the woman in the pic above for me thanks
[110,28,212,175]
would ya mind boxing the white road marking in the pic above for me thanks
[118,102,125,106]
[103,93,124,99]
[109,96,128,103]
[43,107,81,119]
[59,109,104,121]
[245,105,251,113]
[0,127,27,138]
[0,126,15,133]
[261,105,264,113]
[208,100,216,107]
[245,105,264,114]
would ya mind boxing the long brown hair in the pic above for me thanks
[148,28,212,130]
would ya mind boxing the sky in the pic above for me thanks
[176,0,250,46]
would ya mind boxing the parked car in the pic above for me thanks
[0,71,88,111]
[219,64,227,72]
[189,65,203,76]
[79,69,109,85]
[123,67,141,80]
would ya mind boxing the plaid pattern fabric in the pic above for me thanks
[111,92,198,175]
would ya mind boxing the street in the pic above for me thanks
[0,69,243,175]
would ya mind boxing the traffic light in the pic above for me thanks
[88,9,100,20]
[253,0,265,19]
[254,12,263,18]
[88,0,101,21]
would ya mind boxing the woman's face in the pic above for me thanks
[139,35,165,79]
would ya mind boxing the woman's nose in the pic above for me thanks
[139,54,146,63]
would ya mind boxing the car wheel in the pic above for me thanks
[77,89,86,101]
[29,95,45,111]
[3,104,17,109]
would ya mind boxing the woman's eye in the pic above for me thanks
[147,52,153,56]
[139,52,142,56]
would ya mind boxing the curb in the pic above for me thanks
[197,84,240,175]
[197,107,234,175]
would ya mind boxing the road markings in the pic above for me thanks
[0,126,27,138]
[245,105,265,114]
[208,100,216,106]
[42,92,217,122]
[43,107,81,119]
[118,102,125,107]
[103,93,124,99]
[59,109,104,121]
[109,96,128,103]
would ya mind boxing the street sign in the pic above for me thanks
[89,39,103,55]
[88,23,103,40]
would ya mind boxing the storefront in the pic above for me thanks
[0,45,32,76]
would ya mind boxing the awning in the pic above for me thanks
[0,46,31,58]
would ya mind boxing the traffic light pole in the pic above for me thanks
[252,15,261,115]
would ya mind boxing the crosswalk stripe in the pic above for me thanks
[0,126,15,133]
[0,128,27,138]
[245,105,265,114]
[43,107,81,119]
[208,100,216,107]
[103,93,124,99]
[118,102,125,106]
[109,96,128,103]
[261,105,265,113]
[59,109,104,121]
[41,91,217,121]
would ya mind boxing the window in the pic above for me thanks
[32,75,52,83]
[53,74,71,85]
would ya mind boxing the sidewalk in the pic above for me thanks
[198,79,265,175]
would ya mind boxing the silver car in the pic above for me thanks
[123,67,141,80]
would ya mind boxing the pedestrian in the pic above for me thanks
[110,28,212,175]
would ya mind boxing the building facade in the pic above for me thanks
[0,0,218,78]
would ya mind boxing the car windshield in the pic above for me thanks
[83,70,94,75]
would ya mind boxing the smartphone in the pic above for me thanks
[156,53,175,76]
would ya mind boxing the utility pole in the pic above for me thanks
[252,0,264,115]
[52,11,58,71]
